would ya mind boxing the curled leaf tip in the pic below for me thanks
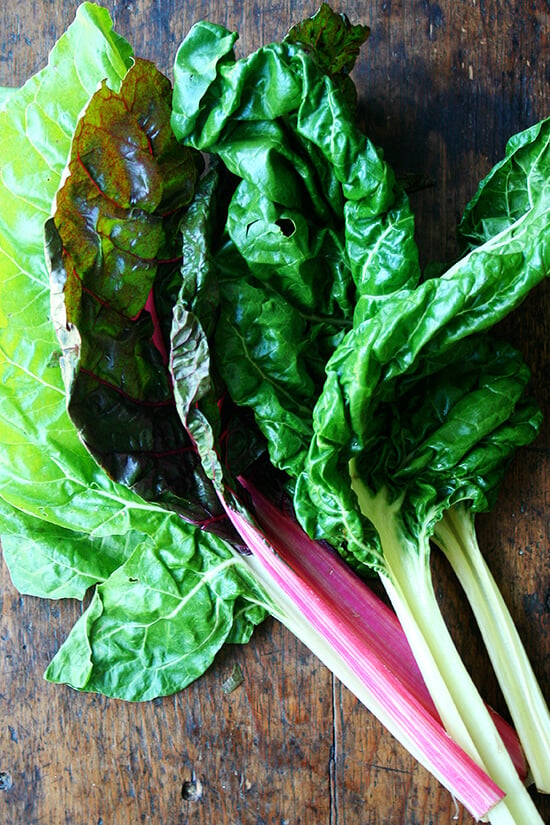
[285,3,370,81]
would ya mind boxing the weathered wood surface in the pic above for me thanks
[0,2,549,823]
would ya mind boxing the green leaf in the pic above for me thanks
[216,276,320,475]
[0,2,138,546]
[458,116,550,247]
[290,109,550,567]
[0,498,138,599]
[295,200,550,568]
[284,3,370,107]
[0,87,15,110]
[45,523,267,700]
[0,6,270,699]
[285,3,369,78]
[171,15,420,477]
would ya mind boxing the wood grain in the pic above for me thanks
[1,2,549,824]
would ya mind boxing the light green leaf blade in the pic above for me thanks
[45,525,268,700]
[0,497,143,599]
[0,2,140,550]
[0,87,16,110]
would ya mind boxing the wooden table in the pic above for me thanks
[1,2,549,823]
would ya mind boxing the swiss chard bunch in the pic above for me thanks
[170,6,550,823]
[1,3,549,823]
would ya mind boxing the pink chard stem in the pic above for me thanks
[216,481,512,821]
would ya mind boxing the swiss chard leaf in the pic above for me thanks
[0,498,139,599]
[45,520,268,701]
[458,116,550,248]
[45,58,242,544]
[284,3,370,108]
[0,87,15,109]
[171,15,420,477]
[172,18,418,295]
[294,199,549,569]
[170,164,266,494]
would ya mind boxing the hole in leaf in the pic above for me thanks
[275,217,296,237]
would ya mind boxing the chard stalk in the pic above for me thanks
[240,477,527,782]
[434,502,550,792]
[349,460,545,825]
[218,484,508,821]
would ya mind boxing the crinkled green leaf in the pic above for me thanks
[458,116,550,248]
[301,334,540,568]
[294,189,550,568]
[216,276,319,475]
[284,2,370,108]
[285,3,369,78]
[175,161,227,338]
[45,522,267,701]
[172,19,418,293]
[171,16,419,476]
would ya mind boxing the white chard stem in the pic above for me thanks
[434,503,550,792]
[349,461,545,825]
